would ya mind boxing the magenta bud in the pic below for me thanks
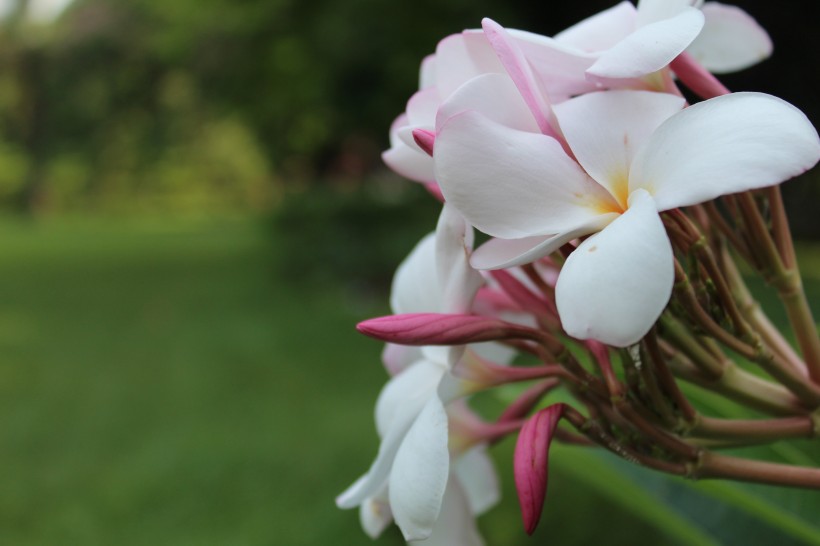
[424,182,445,203]
[489,269,555,318]
[412,128,436,156]
[670,52,729,99]
[514,403,566,535]
[356,313,538,346]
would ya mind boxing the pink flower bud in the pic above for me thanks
[514,403,566,535]
[489,269,556,318]
[356,313,540,346]
[412,128,436,157]
[670,52,729,100]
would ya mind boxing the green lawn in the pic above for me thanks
[0,217,817,545]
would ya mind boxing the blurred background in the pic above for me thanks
[0,0,818,544]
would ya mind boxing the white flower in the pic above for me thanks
[434,89,820,346]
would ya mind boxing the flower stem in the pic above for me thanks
[695,452,820,489]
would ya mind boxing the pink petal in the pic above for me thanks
[481,18,560,139]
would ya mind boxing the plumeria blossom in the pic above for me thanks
[338,205,502,541]
[434,89,820,347]
[548,0,771,85]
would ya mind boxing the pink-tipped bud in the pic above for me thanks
[514,403,566,535]
[455,350,562,390]
[424,182,445,203]
[498,379,560,423]
[356,313,539,346]
[412,128,436,157]
[670,52,730,100]
[489,269,555,318]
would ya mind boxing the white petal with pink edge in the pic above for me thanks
[435,110,616,239]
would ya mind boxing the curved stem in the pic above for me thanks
[696,452,820,489]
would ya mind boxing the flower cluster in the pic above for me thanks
[338,1,820,543]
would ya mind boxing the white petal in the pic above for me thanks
[390,396,450,541]
[630,92,820,211]
[470,216,615,270]
[390,233,441,315]
[453,445,500,516]
[636,0,699,27]
[419,477,485,546]
[375,359,444,438]
[359,486,393,539]
[435,110,616,239]
[556,189,673,347]
[687,2,772,73]
[553,90,685,206]
[434,32,504,98]
[436,203,484,315]
[587,8,705,79]
[555,1,637,52]
[435,73,540,134]
[336,361,443,509]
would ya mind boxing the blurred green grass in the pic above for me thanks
[0,217,817,545]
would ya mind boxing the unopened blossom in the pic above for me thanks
[435,89,820,346]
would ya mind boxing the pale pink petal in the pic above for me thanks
[435,73,540,134]
[630,92,820,211]
[553,90,685,206]
[383,114,435,183]
[507,29,599,98]
[554,1,637,52]
[390,396,450,541]
[481,18,560,139]
[470,216,615,270]
[421,477,485,546]
[556,190,673,347]
[587,8,704,79]
[420,54,437,89]
[514,404,565,534]
[453,445,500,516]
[687,2,773,73]
[382,144,435,184]
[381,343,422,376]
[435,110,617,239]
[359,486,393,539]
[434,32,504,98]
[390,233,440,315]
[406,87,441,127]
[636,0,700,27]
